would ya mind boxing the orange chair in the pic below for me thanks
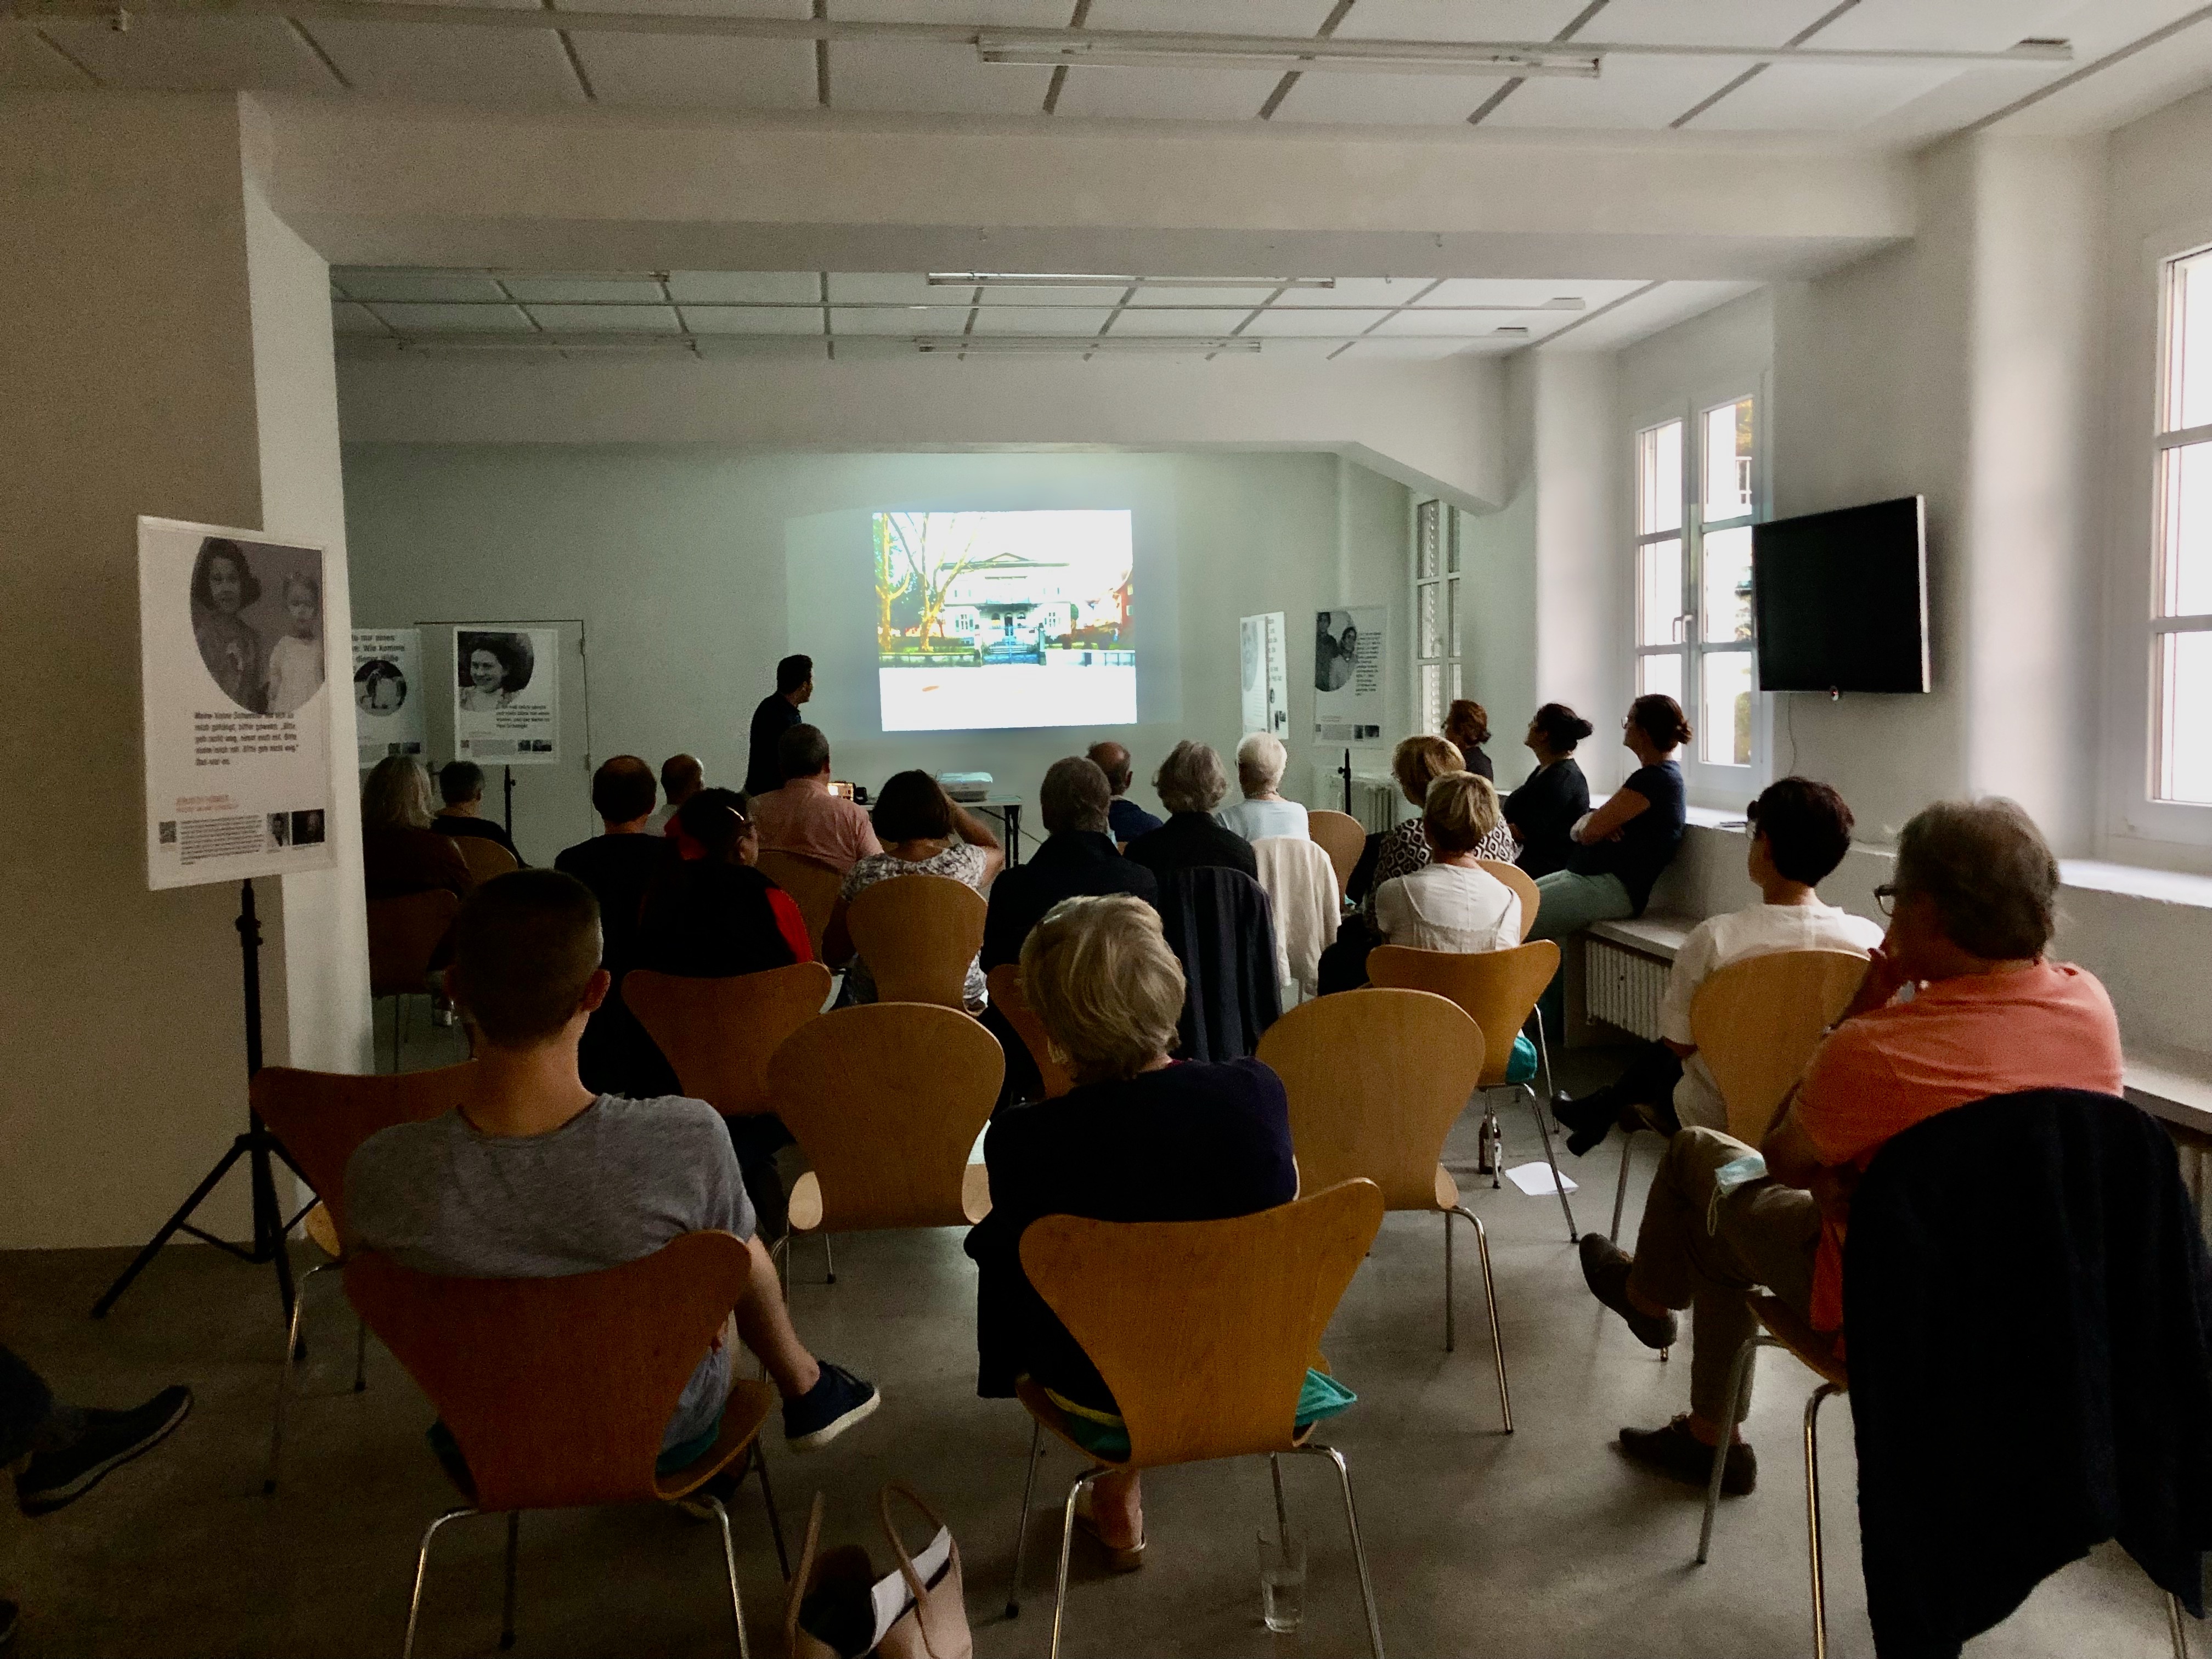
[1307,809,1367,902]
[451,836,518,885]
[755,849,844,959]
[985,963,1074,1101]
[626,962,833,1120]
[845,874,988,1008]
[346,1232,786,1659]
[366,890,462,1073]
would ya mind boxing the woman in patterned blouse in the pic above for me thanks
[1364,734,1515,918]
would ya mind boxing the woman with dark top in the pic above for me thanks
[1528,695,1691,941]
[1123,740,1258,882]
[1443,698,1497,782]
[360,757,473,903]
[1504,703,1595,879]
[965,894,1297,1570]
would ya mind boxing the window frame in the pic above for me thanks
[1413,498,1462,734]
[2150,243,2212,809]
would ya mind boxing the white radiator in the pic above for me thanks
[1307,768,1402,834]
[1584,938,1669,1040]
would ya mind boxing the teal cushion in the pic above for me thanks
[1505,1031,1539,1085]
[1054,1369,1357,1462]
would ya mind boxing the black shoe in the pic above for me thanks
[1620,1418,1758,1496]
[16,1386,193,1517]
[1,1597,18,1652]
[783,1362,879,1452]
[1551,1092,1617,1158]
[1577,1235,1679,1350]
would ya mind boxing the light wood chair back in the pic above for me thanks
[252,1062,476,1237]
[984,963,1074,1099]
[366,891,460,998]
[766,1002,1005,1233]
[1307,810,1366,900]
[1690,949,1869,1144]
[845,874,988,1008]
[345,1231,765,1510]
[1257,990,1485,1212]
[1368,940,1559,1088]
[1018,1180,1384,1469]
[755,850,844,958]
[1474,859,1541,941]
[625,961,832,1119]
[453,837,518,884]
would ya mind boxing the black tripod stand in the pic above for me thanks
[92,878,309,1327]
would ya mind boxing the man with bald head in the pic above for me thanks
[1087,741,1162,845]
[649,753,704,837]
[556,755,679,1096]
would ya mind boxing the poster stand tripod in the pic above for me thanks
[91,878,308,1327]
[1339,748,1354,815]
[502,764,515,836]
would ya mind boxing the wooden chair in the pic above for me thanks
[1368,941,1578,1240]
[1258,990,1510,1421]
[346,1232,786,1659]
[844,874,988,1008]
[626,962,832,1119]
[984,963,1074,1100]
[252,1062,477,1493]
[452,836,518,884]
[366,890,461,1073]
[1474,859,1540,941]
[755,850,843,958]
[765,1003,1004,1280]
[1004,1181,1389,1659]
[1307,809,1367,901]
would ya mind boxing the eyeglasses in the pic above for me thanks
[1874,883,1899,916]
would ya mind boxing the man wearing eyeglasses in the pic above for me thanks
[1579,796,2123,1496]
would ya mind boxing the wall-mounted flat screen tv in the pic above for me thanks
[1751,495,1929,693]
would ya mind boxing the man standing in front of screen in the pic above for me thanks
[746,654,812,801]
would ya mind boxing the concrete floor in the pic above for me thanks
[0,1018,2190,1658]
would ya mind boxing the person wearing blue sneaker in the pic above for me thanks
[348,870,880,1472]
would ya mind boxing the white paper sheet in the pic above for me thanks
[1505,1162,1578,1197]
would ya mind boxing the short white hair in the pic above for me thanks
[1236,731,1288,797]
[1154,740,1229,816]
[1020,895,1187,1083]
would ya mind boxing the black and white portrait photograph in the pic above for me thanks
[354,658,407,715]
[188,535,326,718]
[456,630,535,712]
[1314,608,1358,693]
[452,623,561,767]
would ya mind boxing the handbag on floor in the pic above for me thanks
[786,1482,971,1659]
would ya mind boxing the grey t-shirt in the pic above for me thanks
[345,1093,756,1452]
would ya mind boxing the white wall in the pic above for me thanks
[340,447,1412,858]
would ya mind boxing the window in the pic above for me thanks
[1633,397,1759,777]
[1415,499,1462,732]
[2153,247,2212,805]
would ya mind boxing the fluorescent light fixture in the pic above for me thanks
[977,34,1600,77]
[925,274,1335,290]
[912,336,1262,354]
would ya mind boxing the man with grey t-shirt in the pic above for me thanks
[346,870,878,1464]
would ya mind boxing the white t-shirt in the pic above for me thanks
[1662,900,1886,1131]
[1218,797,1309,843]
[1374,862,1522,956]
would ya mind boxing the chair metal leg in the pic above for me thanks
[1297,1445,1385,1659]
[1483,1105,1503,1188]
[822,1233,836,1285]
[1006,1418,1043,1617]
[1523,1084,1578,1241]
[2170,1590,2193,1659]
[353,1312,369,1393]
[771,1232,790,1299]
[1269,1452,1291,1547]
[1451,1206,1512,1433]
[1442,1209,1454,1353]
[1611,1133,1635,1243]
[708,1494,752,1659]
[266,1260,329,1494]
[1805,1383,1840,1659]
[1047,1472,1090,1659]
[1696,1335,1774,1565]
[1532,1008,1558,1103]
[499,1511,520,1651]
[402,1507,477,1659]
[751,1440,791,1582]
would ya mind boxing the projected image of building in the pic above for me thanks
[936,553,1132,664]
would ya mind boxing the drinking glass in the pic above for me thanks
[1256,1526,1306,1634]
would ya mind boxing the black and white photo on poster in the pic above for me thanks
[453,625,558,765]
[140,517,336,890]
[1313,605,1387,743]
[352,628,424,763]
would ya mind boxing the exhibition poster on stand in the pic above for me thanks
[139,516,336,890]
[1312,605,1387,743]
[352,628,425,764]
[1240,611,1288,739]
[452,625,560,765]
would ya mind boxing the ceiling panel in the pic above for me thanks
[37,18,334,92]
[1420,276,1644,308]
[1538,279,1764,351]
[1483,54,1747,128]
[833,40,1056,113]
[829,273,947,304]
[1370,309,1527,338]
[1300,276,1439,307]
[684,305,826,334]
[1802,0,2084,53]
[830,306,953,335]
[1586,0,1841,48]
[1241,307,1391,336]
[503,276,668,303]
[1337,336,1483,359]
[369,302,535,332]
[1123,284,1282,307]
[305,16,582,103]
[335,271,513,303]
[972,306,1116,335]
[0,27,95,88]
[526,303,682,330]
[1688,60,1959,131]
[1084,0,1338,30]
[976,286,1137,306]
[1329,1,1593,45]
[1269,71,1557,127]
[331,302,392,336]
[1050,64,1284,121]
[831,0,1073,22]
[668,272,822,303]
[571,36,818,109]
[1102,307,1262,335]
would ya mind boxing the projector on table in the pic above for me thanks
[937,772,992,803]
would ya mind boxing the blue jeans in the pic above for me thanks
[1526,871,1633,1035]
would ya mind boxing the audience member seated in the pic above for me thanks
[748,724,882,874]
[1088,741,1163,845]
[345,871,880,1464]
[1551,777,1883,1156]
[746,654,812,800]
[1443,698,1497,782]
[1124,741,1257,882]
[1216,732,1310,843]
[1528,694,1689,942]
[431,760,524,865]
[556,754,680,1098]
[823,770,1003,1011]
[360,755,472,903]
[638,789,813,977]
[649,752,704,854]
[1369,735,1515,908]
[1503,703,1594,879]
[964,895,1298,1565]
[1578,798,2122,1496]
[1374,773,1522,953]
[982,758,1160,974]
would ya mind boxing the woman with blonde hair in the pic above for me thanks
[964,894,1299,1570]
[1216,731,1309,844]
[1375,771,1522,953]
[1368,733,1515,907]
[360,755,471,902]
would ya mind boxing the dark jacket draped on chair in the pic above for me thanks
[1154,867,1281,1063]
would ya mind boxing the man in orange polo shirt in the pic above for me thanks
[1579,797,2123,1496]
